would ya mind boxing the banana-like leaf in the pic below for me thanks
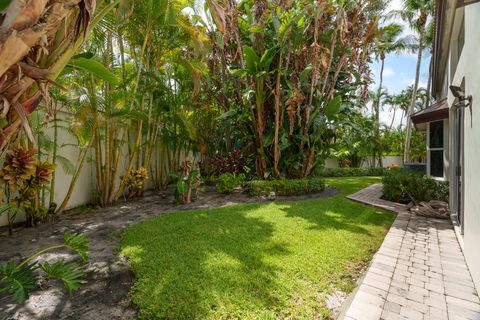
[206,0,226,32]
[325,96,343,119]
[243,46,260,74]
[260,48,276,71]
[68,57,119,85]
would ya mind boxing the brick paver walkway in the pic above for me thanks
[341,184,480,320]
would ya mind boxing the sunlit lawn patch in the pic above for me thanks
[120,177,394,319]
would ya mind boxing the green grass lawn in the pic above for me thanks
[120,177,395,319]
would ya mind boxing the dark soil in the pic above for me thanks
[0,187,338,320]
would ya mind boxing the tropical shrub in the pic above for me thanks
[245,178,325,197]
[0,233,88,304]
[212,149,247,175]
[0,146,55,232]
[382,169,449,204]
[216,173,246,194]
[207,0,381,179]
[319,167,388,177]
[171,160,202,204]
[125,167,149,198]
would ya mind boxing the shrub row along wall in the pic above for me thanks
[245,178,326,197]
[319,167,388,177]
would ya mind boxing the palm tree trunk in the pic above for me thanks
[404,29,425,163]
[375,57,385,167]
[399,109,405,129]
[57,135,94,213]
[389,106,397,131]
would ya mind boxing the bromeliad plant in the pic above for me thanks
[0,233,88,304]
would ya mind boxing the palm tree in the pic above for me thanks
[372,23,412,167]
[394,85,429,130]
[392,0,434,163]
[396,91,411,129]
[383,94,398,131]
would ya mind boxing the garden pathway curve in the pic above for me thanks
[341,184,480,320]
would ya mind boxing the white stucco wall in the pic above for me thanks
[324,158,340,168]
[361,156,403,168]
[324,156,403,169]
[0,112,98,227]
[448,2,480,290]
[0,112,189,227]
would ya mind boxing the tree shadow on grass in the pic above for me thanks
[120,203,291,319]
[277,198,391,237]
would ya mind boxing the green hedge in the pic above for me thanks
[245,178,325,197]
[216,173,246,194]
[319,167,388,177]
[382,169,449,203]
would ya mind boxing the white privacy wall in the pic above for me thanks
[0,114,96,227]
[324,156,403,169]
[0,111,194,227]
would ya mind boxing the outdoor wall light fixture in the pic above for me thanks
[450,85,473,108]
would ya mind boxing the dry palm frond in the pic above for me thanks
[0,0,107,153]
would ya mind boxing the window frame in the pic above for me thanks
[427,120,445,180]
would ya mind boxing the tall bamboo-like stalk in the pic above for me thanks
[57,135,95,213]
[49,102,59,206]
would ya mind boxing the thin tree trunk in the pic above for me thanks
[404,30,425,163]
[49,103,58,205]
[389,106,397,131]
[273,52,283,177]
[114,119,143,200]
[108,129,126,203]
[57,136,94,213]
[375,57,385,167]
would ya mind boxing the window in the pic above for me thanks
[429,121,444,178]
